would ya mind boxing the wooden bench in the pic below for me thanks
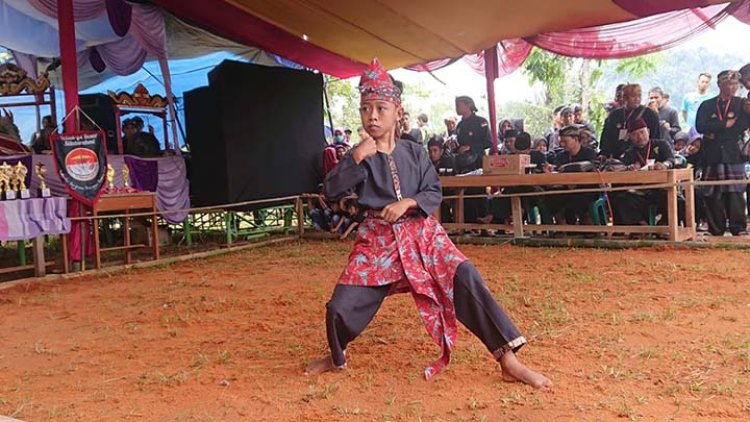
[439,169,696,242]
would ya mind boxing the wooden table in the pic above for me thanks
[91,192,160,269]
[439,169,696,241]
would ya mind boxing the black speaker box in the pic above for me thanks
[79,93,117,153]
[185,60,326,209]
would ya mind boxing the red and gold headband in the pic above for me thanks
[358,58,401,106]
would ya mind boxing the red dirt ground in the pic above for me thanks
[2,240,750,421]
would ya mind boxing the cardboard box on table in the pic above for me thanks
[482,154,531,175]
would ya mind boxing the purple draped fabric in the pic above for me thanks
[528,4,731,59]
[613,0,710,17]
[0,197,70,241]
[124,156,158,192]
[27,0,105,21]
[88,46,106,72]
[23,154,189,224]
[408,3,747,77]
[105,0,131,37]
[10,51,38,76]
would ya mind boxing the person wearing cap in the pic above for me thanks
[696,70,750,236]
[600,84,660,159]
[306,59,552,389]
[543,125,598,225]
[455,95,492,222]
[611,118,677,228]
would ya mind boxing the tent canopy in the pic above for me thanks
[153,0,741,78]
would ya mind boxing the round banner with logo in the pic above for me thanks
[51,131,108,206]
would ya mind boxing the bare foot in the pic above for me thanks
[499,352,552,390]
[304,355,340,376]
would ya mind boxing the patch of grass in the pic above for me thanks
[499,392,525,405]
[302,383,339,402]
[192,352,209,368]
[218,349,231,364]
[33,340,56,355]
[629,311,655,322]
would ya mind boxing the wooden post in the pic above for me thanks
[683,171,696,241]
[511,196,524,238]
[32,236,46,277]
[666,171,679,241]
[295,197,305,237]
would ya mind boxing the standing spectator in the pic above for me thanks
[417,113,430,142]
[344,128,352,144]
[682,72,713,131]
[401,112,423,144]
[648,87,681,141]
[543,106,564,150]
[455,95,491,222]
[600,84,660,159]
[442,113,459,153]
[573,104,597,144]
[696,70,749,236]
[332,128,347,145]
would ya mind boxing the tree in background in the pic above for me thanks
[511,47,664,138]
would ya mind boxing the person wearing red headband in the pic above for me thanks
[305,59,551,389]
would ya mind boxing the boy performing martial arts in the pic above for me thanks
[305,59,552,389]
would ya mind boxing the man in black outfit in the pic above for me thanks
[455,95,492,223]
[600,83,660,159]
[545,126,598,224]
[695,70,750,236]
[611,118,676,227]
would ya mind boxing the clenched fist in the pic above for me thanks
[353,136,378,164]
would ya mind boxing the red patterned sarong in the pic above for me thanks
[338,213,467,380]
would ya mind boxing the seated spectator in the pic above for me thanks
[611,118,679,228]
[127,131,161,157]
[335,143,350,160]
[428,136,456,222]
[427,136,455,174]
[673,131,689,153]
[30,115,55,153]
[500,129,519,154]
[514,132,547,173]
[533,137,549,154]
[579,127,598,150]
[121,118,137,153]
[322,143,338,177]
[543,126,599,225]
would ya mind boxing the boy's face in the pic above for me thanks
[428,145,442,163]
[360,100,401,139]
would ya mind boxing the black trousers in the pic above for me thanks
[325,261,524,367]
[704,192,746,235]
[463,188,488,223]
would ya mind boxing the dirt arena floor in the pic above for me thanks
[2,239,750,421]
